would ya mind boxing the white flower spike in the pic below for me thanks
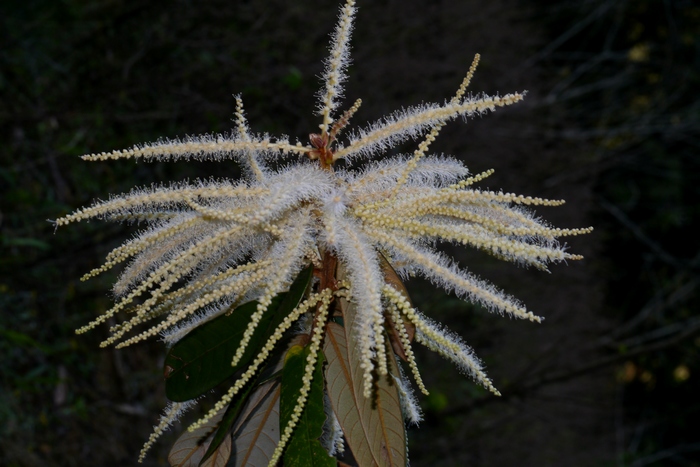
[58,0,591,464]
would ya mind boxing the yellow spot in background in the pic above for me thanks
[628,43,650,62]
[673,364,690,383]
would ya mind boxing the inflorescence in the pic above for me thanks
[57,0,591,463]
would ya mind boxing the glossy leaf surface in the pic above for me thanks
[280,345,335,467]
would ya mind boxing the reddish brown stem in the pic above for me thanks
[310,250,339,335]
[318,250,338,292]
[309,132,335,170]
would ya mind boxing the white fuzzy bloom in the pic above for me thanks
[318,0,357,133]
[324,187,349,217]
[393,369,423,426]
[57,1,590,463]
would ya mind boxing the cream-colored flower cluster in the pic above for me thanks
[58,0,590,463]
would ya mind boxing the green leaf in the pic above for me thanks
[164,265,313,402]
[168,408,232,467]
[280,345,335,467]
[164,300,274,402]
[324,266,407,467]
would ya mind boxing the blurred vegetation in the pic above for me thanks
[532,1,700,464]
[1,0,698,466]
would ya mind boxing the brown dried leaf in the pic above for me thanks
[229,379,281,467]
[324,276,407,466]
[168,410,232,467]
[385,313,409,362]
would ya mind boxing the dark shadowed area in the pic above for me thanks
[1,0,698,466]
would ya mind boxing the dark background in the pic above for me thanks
[1,0,698,465]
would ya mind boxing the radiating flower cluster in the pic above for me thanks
[57,0,590,463]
